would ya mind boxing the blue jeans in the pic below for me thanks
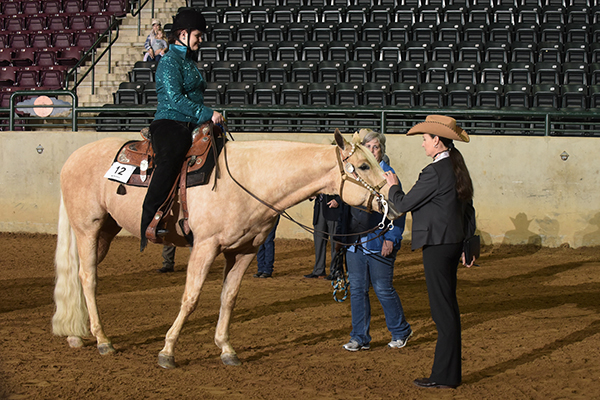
[256,216,280,274]
[346,248,411,345]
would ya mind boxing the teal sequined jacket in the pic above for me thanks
[154,44,214,125]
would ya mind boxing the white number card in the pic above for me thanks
[104,162,136,183]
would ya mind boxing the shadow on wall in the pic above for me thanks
[502,213,542,246]
[535,216,562,247]
[574,212,600,247]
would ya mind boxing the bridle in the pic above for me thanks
[336,142,394,231]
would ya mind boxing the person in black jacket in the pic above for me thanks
[384,115,476,389]
[304,194,341,279]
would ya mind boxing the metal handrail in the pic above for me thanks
[131,0,156,36]
[65,17,122,95]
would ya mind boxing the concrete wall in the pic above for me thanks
[2,130,600,247]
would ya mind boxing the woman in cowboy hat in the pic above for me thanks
[383,115,476,389]
[140,8,224,251]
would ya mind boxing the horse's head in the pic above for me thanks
[334,129,402,220]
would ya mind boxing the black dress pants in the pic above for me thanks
[422,242,463,386]
[140,119,194,251]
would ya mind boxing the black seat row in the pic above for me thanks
[193,81,600,109]
[189,0,600,8]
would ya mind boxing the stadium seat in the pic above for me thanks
[404,41,431,62]
[480,61,507,84]
[511,42,536,63]
[425,61,452,83]
[43,0,63,14]
[9,34,29,49]
[564,43,589,63]
[335,82,362,105]
[237,23,261,41]
[484,42,510,63]
[276,41,300,61]
[507,62,535,84]
[31,33,52,49]
[238,60,265,82]
[225,82,253,105]
[338,22,361,41]
[40,69,65,89]
[317,60,341,82]
[352,41,377,61]
[379,41,403,62]
[250,41,275,61]
[265,60,291,82]
[386,22,411,42]
[212,23,237,42]
[114,82,143,104]
[327,41,351,61]
[532,83,560,108]
[287,60,315,82]
[457,41,483,63]
[412,22,437,42]
[254,82,281,105]
[312,22,337,41]
[280,82,307,105]
[535,61,561,84]
[463,22,488,42]
[273,6,296,23]
[0,49,13,67]
[390,82,418,107]
[301,41,326,61]
[223,41,249,61]
[306,82,334,105]
[12,48,36,67]
[198,42,223,62]
[248,6,272,23]
[204,81,226,105]
[562,62,589,84]
[261,23,287,41]
[371,60,398,83]
[35,51,59,67]
[141,82,157,104]
[398,61,425,84]
[418,83,446,107]
[437,22,462,42]
[514,22,540,42]
[211,61,239,82]
[346,5,368,24]
[475,83,503,108]
[431,41,456,63]
[488,22,514,43]
[0,67,16,86]
[344,60,370,82]
[561,83,588,108]
[26,16,47,31]
[447,83,475,108]
[503,83,532,108]
[129,61,157,82]
[362,82,391,106]
[452,61,480,84]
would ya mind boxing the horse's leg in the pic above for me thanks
[74,229,116,355]
[158,242,218,369]
[215,251,256,366]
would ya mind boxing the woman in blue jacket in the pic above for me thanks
[140,9,224,251]
[339,129,412,352]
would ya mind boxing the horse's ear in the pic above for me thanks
[352,132,361,145]
[334,128,346,150]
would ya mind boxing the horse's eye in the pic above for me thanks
[358,163,370,171]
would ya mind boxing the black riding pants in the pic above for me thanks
[140,119,194,251]
[422,242,463,387]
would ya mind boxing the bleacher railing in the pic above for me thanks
[6,101,600,137]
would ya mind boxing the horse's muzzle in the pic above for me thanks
[380,200,402,220]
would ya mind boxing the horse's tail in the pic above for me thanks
[52,193,90,337]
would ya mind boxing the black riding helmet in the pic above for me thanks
[170,9,207,57]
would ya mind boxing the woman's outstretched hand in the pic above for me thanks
[383,171,399,186]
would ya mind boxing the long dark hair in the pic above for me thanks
[437,136,474,201]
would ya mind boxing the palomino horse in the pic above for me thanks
[52,129,401,368]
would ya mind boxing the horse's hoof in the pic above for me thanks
[98,343,116,355]
[221,353,241,366]
[158,353,176,369]
[67,336,84,348]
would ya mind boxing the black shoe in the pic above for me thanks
[158,265,174,273]
[413,378,458,389]
[253,272,272,278]
[325,274,334,280]
[304,273,326,278]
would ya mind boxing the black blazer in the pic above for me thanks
[312,194,342,225]
[389,158,475,251]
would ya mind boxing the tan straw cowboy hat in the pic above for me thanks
[406,115,470,143]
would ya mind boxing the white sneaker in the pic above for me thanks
[343,340,370,352]
[388,330,413,349]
